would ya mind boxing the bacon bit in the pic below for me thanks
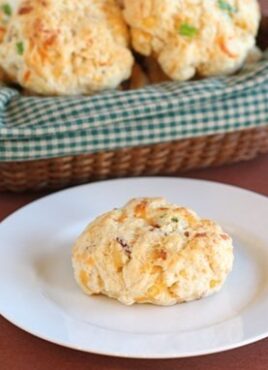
[221,234,229,240]
[195,232,207,238]
[154,249,167,260]
[23,70,31,82]
[18,6,33,15]
[152,224,161,229]
[184,231,190,237]
[218,36,238,59]
[135,201,147,219]
[116,238,131,257]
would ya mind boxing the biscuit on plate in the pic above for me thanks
[72,198,234,306]
[122,0,260,81]
[0,0,134,95]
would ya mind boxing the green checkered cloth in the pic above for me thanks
[0,55,268,162]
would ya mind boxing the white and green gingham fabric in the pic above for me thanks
[0,55,268,162]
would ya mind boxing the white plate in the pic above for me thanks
[0,178,268,358]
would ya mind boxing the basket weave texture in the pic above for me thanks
[1,126,268,192]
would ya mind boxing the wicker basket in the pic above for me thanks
[1,126,268,192]
[0,15,268,193]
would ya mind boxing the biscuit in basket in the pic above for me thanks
[122,0,260,81]
[0,1,19,82]
[72,198,234,306]
[0,0,134,95]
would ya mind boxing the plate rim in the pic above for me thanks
[1,177,268,225]
[1,176,268,358]
[1,312,268,359]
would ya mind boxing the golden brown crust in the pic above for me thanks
[123,0,260,81]
[72,198,234,306]
[0,0,134,95]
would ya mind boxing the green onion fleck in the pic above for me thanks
[1,3,12,16]
[16,42,24,55]
[218,0,236,14]
[171,217,179,223]
[179,23,198,38]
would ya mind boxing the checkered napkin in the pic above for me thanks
[0,55,268,162]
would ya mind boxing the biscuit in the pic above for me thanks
[0,1,19,82]
[72,198,234,306]
[0,0,134,95]
[122,0,260,81]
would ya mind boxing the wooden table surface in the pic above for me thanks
[1,153,268,370]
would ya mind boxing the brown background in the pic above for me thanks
[1,1,268,369]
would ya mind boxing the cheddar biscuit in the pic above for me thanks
[72,198,234,306]
[0,0,134,95]
[0,1,19,82]
[122,0,260,81]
